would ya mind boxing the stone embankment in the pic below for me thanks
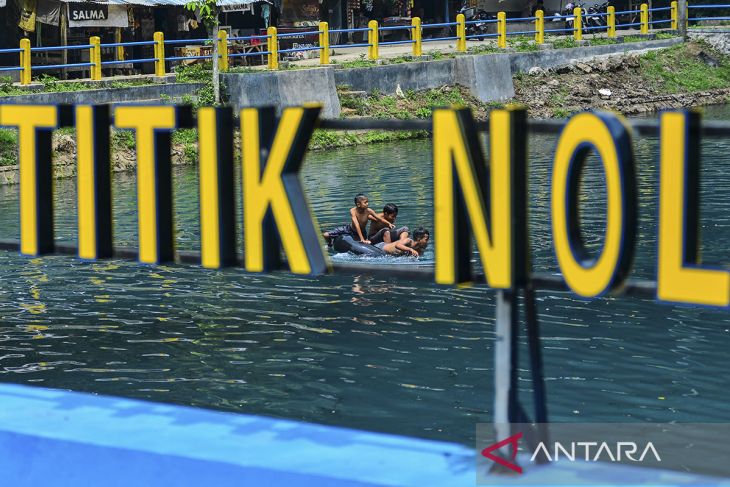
[688,30,730,54]
[514,41,730,118]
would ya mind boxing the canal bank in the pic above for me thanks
[513,40,730,118]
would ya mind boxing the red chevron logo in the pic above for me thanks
[481,432,523,474]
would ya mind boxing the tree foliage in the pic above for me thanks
[185,0,219,32]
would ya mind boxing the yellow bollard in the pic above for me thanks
[90,36,101,80]
[535,10,544,44]
[670,1,678,30]
[456,13,466,52]
[574,7,582,41]
[608,6,616,38]
[267,26,279,70]
[153,32,165,77]
[115,29,124,64]
[218,30,229,72]
[497,12,506,49]
[368,20,379,60]
[319,21,330,64]
[412,17,422,56]
[19,38,31,85]
[640,3,649,34]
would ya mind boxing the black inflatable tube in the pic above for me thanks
[332,236,387,257]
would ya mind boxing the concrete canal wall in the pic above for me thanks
[221,67,342,118]
[221,38,682,117]
[0,81,203,105]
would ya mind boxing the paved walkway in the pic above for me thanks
[276,28,650,69]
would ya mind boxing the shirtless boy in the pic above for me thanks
[375,227,430,257]
[323,194,394,246]
[368,203,410,245]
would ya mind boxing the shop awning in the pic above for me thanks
[58,0,266,6]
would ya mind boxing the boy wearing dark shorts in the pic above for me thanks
[368,203,409,245]
[376,227,430,257]
[323,194,394,246]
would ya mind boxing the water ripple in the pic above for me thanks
[0,111,728,445]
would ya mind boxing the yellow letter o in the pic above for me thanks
[551,112,637,297]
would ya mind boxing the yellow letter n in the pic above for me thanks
[433,107,528,288]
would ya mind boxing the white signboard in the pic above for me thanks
[221,3,253,12]
[67,3,128,28]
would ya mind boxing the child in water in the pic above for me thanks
[376,227,430,257]
[323,194,394,246]
[368,203,410,245]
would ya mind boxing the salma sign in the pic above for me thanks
[0,103,727,308]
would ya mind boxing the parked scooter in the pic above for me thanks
[562,2,578,32]
[584,3,605,30]
[560,2,605,35]
[457,4,496,41]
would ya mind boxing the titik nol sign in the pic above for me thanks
[0,102,727,309]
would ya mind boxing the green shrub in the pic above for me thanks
[552,37,578,49]
[0,129,17,166]
[639,43,730,93]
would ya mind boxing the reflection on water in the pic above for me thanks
[0,107,729,446]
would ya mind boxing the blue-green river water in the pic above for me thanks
[0,107,729,447]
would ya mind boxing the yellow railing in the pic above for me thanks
[10,3,689,84]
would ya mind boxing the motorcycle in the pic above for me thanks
[562,2,578,33]
[584,3,604,30]
[584,2,610,32]
[559,2,603,35]
[457,4,496,41]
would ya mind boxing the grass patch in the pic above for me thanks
[0,74,152,97]
[0,76,25,96]
[621,35,647,43]
[172,128,199,164]
[31,74,152,93]
[589,37,617,46]
[228,66,259,74]
[428,50,456,61]
[112,130,136,151]
[508,35,540,52]
[339,86,485,120]
[331,85,496,149]
[106,80,154,89]
[173,63,215,107]
[552,37,578,49]
[467,44,500,55]
[334,54,378,69]
[552,107,571,118]
[549,86,570,107]
[174,63,213,83]
[310,129,427,150]
[333,53,440,69]
[0,130,17,167]
[638,42,730,93]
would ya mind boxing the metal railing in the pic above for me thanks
[2,1,726,85]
